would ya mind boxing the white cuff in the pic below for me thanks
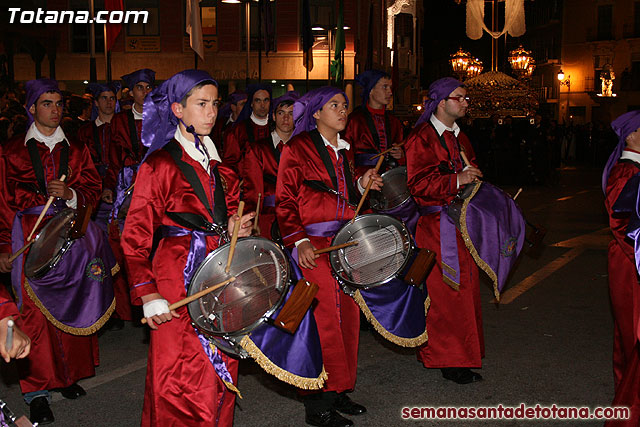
[143,298,170,318]
[357,177,366,194]
[295,238,310,247]
[65,188,77,209]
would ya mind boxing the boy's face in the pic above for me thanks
[313,94,348,133]
[131,81,153,107]
[30,91,63,130]
[95,91,116,116]
[177,84,219,136]
[369,77,393,107]
[273,103,294,134]
[251,90,270,119]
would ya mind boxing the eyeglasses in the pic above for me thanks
[446,96,470,103]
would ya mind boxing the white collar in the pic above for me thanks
[95,117,105,127]
[319,131,350,158]
[271,129,292,148]
[174,126,221,173]
[430,114,460,137]
[24,122,67,152]
[226,116,235,125]
[621,149,640,164]
[132,105,143,120]
[250,112,269,126]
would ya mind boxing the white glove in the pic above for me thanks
[143,298,170,318]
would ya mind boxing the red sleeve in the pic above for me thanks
[406,123,458,206]
[218,162,240,218]
[0,286,18,320]
[389,113,406,165]
[222,123,244,173]
[276,141,308,248]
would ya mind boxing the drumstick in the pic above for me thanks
[7,241,34,264]
[141,277,236,324]
[5,319,13,352]
[513,188,523,201]
[351,155,385,223]
[253,193,262,235]
[313,240,359,255]
[225,201,244,274]
[369,142,405,161]
[26,174,67,242]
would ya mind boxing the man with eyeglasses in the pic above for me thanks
[405,77,485,385]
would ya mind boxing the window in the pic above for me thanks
[126,0,159,36]
[241,2,276,52]
[307,0,334,49]
[70,0,104,53]
[597,5,613,40]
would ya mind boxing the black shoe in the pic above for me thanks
[30,396,54,425]
[305,409,353,427]
[334,393,366,415]
[441,367,483,384]
[59,382,87,399]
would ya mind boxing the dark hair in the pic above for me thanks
[275,100,295,111]
[180,80,218,107]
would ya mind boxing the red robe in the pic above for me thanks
[222,119,270,174]
[77,120,115,190]
[0,132,102,393]
[241,135,280,239]
[343,104,405,176]
[604,157,640,391]
[0,286,19,320]
[121,140,240,427]
[405,121,485,368]
[108,110,144,192]
[276,130,360,393]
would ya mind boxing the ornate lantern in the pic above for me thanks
[508,45,533,78]
[450,47,472,80]
[466,58,484,79]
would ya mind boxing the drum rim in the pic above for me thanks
[24,208,76,280]
[329,213,413,289]
[187,236,291,338]
[370,166,412,211]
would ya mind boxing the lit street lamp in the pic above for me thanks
[450,47,472,81]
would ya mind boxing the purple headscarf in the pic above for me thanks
[87,82,122,121]
[354,70,390,105]
[217,90,247,123]
[602,110,640,194]
[121,68,156,89]
[292,86,348,138]
[24,78,62,126]
[272,91,300,112]
[141,69,217,162]
[235,83,273,124]
[415,77,463,126]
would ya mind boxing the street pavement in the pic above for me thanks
[0,165,620,426]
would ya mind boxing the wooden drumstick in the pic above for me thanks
[26,174,66,242]
[141,277,236,324]
[513,188,523,201]
[313,240,359,255]
[253,193,262,235]
[225,201,244,274]
[369,142,405,161]
[7,241,34,264]
[351,155,385,223]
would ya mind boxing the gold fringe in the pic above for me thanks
[24,278,116,335]
[441,261,457,278]
[353,289,429,347]
[458,182,501,301]
[442,275,460,291]
[111,263,120,276]
[239,335,328,390]
[208,343,243,398]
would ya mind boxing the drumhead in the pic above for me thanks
[187,237,290,338]
[24,208,76,279]
[369,167,411,211]
[329,214,412,289]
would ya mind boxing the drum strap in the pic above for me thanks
[263,173,277,186]
[163,139,227,226]
[619,158,640,169]
[127,109,140,160]
[309,129,358,204]
[244,119,255,144]
[361,106,392,152]
[26,138,69,196]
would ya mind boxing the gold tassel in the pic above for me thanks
[239,336,328,390]
[353,290,430,347]
[208,343,243,398]
[111,263,120,276]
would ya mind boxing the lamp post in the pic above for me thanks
[557,69,571,124]
[450,47,472,81]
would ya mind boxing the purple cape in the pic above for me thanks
[354,69,389,105]
[292,86,348,138]
[415,77,463,126]
[141,69,218,161]
[24,79,62,126]
[121,68,156,89]
[602,110,640,194]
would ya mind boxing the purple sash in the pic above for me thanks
[290,220,347,264]
[355,153,378,167]
[24,214,116,334]
[93,201,114,234]
[263,194,276,208]
[418,205,461,290]
[377,198,420,236]
[110,164,137,231]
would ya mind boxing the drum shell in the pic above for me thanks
[369,167,412,211]
[186,237,291,356]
